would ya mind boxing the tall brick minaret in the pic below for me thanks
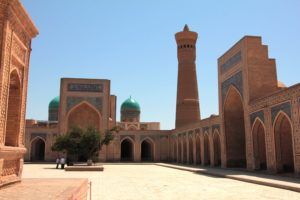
[175,25,200,128]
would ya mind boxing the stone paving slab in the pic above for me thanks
[15,163,300,199]
[156,163,300,192]
[0,178,88,200]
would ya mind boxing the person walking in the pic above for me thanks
[60,156,66,169]
[55,156,60,169]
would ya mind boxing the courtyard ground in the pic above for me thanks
[6,163,300,199]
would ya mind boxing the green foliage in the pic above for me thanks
[52,126,116,161]
[80,127,101,160]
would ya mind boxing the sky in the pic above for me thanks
[21,0,300,130]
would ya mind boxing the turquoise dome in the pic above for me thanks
[121,96,140,111]
[49,96,59,109]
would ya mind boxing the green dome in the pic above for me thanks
[49,96,59,109]
[121,96,140,111]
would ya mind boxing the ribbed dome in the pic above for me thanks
[121,96,140,111]
[49,96,59,109]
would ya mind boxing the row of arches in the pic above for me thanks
[29,136,155,162]
[121,138,154,161]
[224,86,295,173]
[251,113,294,172]
[172,131,221,167]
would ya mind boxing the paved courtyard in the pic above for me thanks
[21,163,300,200]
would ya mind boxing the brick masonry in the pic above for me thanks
[0,0,38,187]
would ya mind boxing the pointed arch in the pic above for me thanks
[121,136,135,161]
[204,132,210,165]
[195,134,201,165]
[223,85,246,168]
[178,136,182,163]
[251,118,267,170]
[213,130,221,166]
[273,111,294,173]
[188,135,194,164]
[5,70,22,147]
[66,101,102,131]
[30,137,46,161]
[128,125,138,130]
[140,137,155,162]
[182,135,187,164]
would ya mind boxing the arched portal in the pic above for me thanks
[141,139,154,161]
[204,134,210,165]
[67,102,100,131]
[224,86,246,167]
[274,113,294,173]
[213,131,221,166]
[5,71,21,147]
[188,136,194,164]
[30,138,45,161]
[121,138,134,161]
[195,136,201,164]
[252,119,267,170]
[183,136,187,163]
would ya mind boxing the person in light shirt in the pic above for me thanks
[60,156,66,169]
[55,156,60,169]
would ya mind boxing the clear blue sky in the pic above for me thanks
[22,0,300,130]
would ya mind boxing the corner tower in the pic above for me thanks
[175,25,200,128]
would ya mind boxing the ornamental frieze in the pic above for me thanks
[30,133,47,141]
[66,96,102,113]
[140,135,155,141]
[202,126,210,134]
[249,84,300,112]
[120,135,135,141]
[250,110,265,126]
[67,83,103,93]
[160,135,168,139]
[271,101,291,123]
[221,51,242,74]
[221,71,243,106]
[12,36,27,64]
[212,124,220,133]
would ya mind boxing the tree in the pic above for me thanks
[52,126,116,165]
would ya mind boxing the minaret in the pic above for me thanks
[175,25,200,128]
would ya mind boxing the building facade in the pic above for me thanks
[0,0,38,187]
[23,25,300,176]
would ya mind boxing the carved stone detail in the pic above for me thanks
[12,36,27,64]
[1,160,18,176]
[0,23,12,144]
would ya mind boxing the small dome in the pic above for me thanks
[49,96,59,109]
[121,96,140,111]
[277,81,286,88]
